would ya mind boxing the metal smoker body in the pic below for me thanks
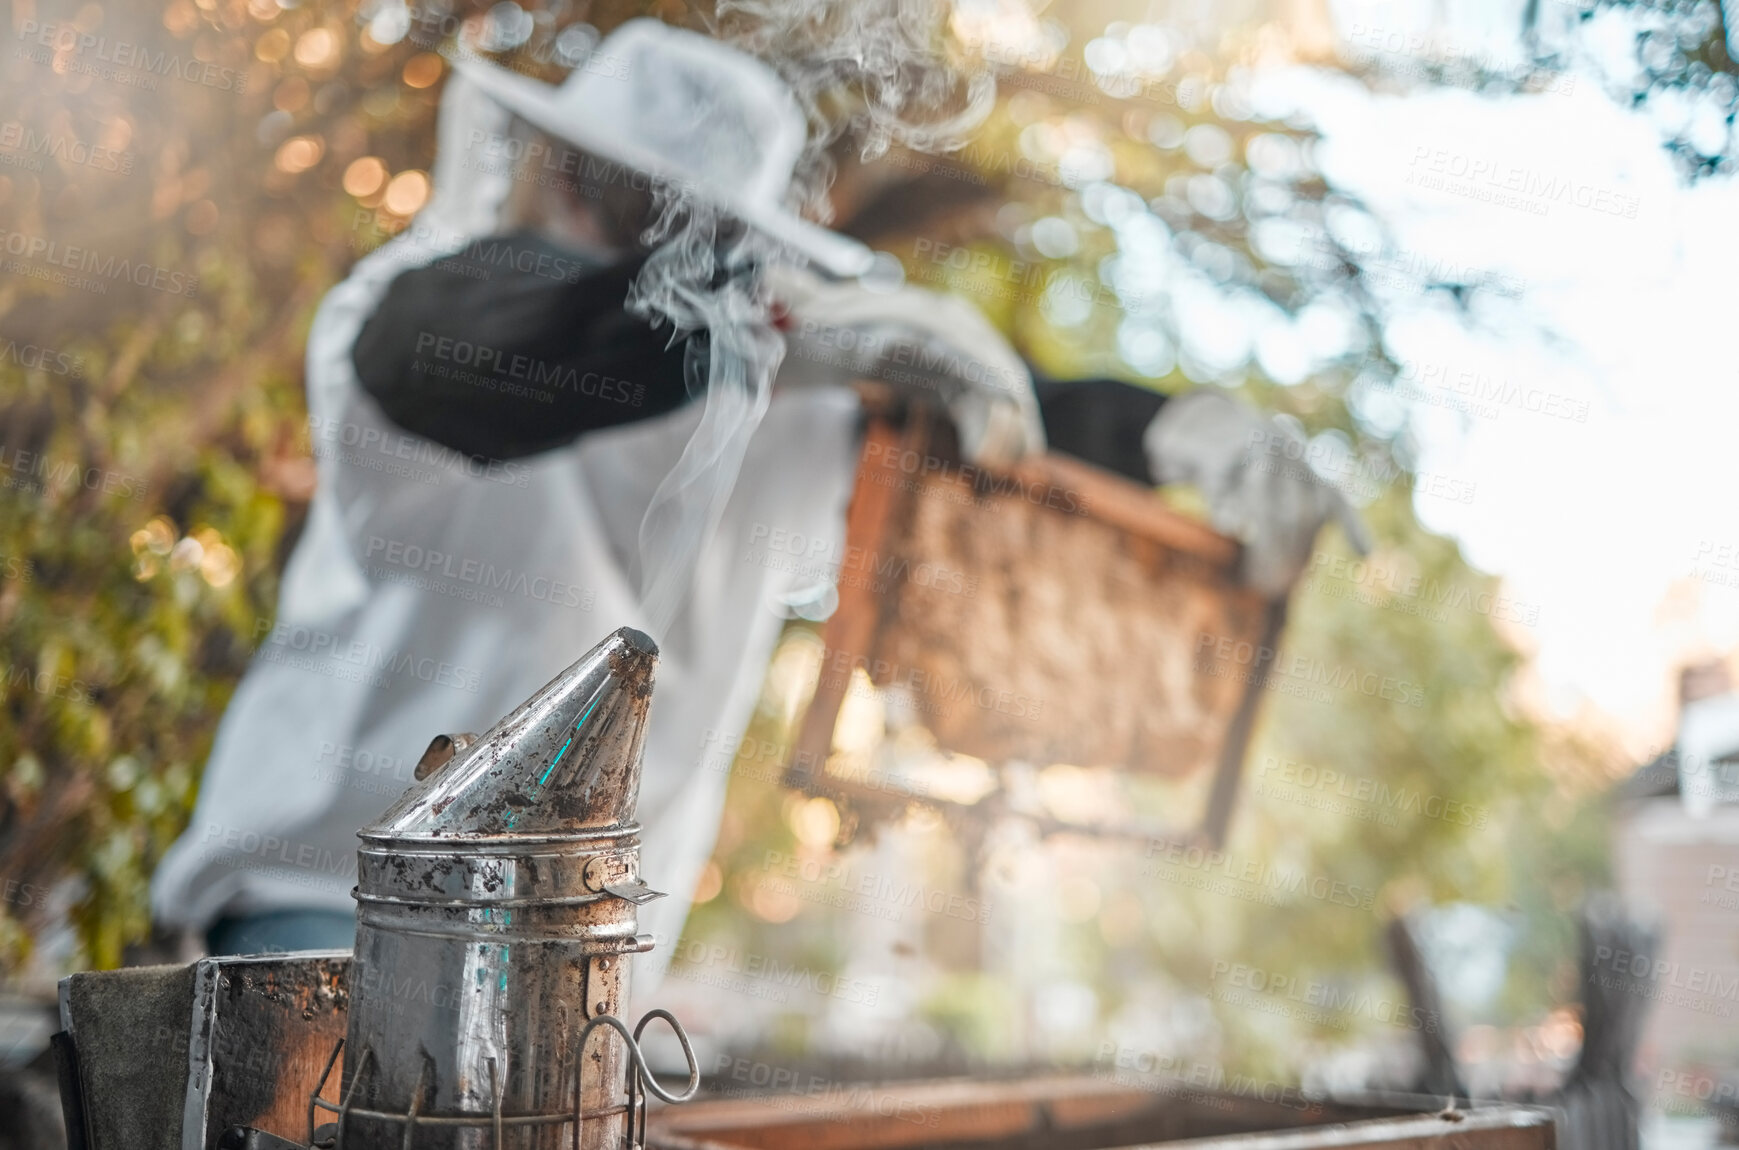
[332,627,694,1149]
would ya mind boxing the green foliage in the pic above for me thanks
[0,333,296,971]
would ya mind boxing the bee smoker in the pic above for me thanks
[320,626,696,1149]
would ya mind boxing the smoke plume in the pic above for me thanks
[627,0,994,641]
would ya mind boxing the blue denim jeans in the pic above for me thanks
[205,908,355,956]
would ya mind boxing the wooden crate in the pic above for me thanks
[788,404,1283,844]
[645,1074,1555,1150]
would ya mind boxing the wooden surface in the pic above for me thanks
[645,1074,1553,1150]
[1149,1109,1555,1150]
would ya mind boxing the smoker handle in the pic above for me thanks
[631,1009,701,1104]
[575,1010,701,1106]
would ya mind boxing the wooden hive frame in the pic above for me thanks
[783,395,1287,847]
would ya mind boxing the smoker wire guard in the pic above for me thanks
[297,1008,699,1148]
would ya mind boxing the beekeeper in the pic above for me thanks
[151,18,1363,974]
[149,20,1043,968]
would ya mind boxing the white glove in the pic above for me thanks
[1144,390,1371,597]
[765,262,1045,468]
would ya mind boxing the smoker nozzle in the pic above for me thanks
[364,625,658,842]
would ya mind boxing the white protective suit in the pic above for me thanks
[148,72,866,989]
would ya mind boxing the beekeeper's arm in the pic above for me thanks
[766,264,1045,468]
[348,236,703,462]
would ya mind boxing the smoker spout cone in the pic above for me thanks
[366,625,657,841]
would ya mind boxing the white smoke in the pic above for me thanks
[716,0,997,206]
[626,201,782,639]
[628,0,995,641]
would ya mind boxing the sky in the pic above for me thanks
[1251,2,1739,750]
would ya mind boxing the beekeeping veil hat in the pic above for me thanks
[451,19,875,277]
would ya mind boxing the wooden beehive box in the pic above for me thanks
[789,402,1283,844]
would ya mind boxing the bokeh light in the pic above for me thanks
[786,796,841,848]
[381,169,430,216]
[293,27,339,69]
[402,52,443,89]
[254,27,289,61]
[342,156,389,199]
[272,135,324,174]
